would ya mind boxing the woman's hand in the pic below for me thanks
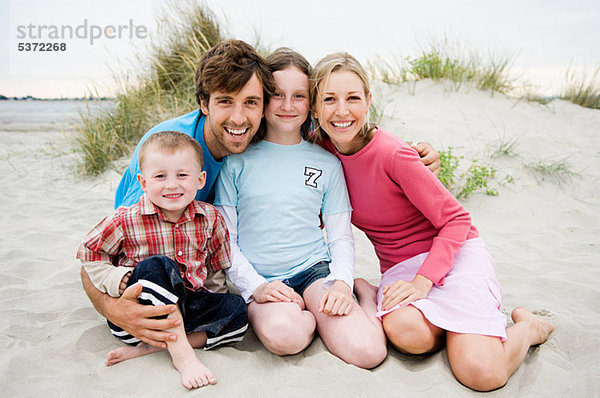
[252,281,305,310]
[318,280,354,316]
[381,275,433,311]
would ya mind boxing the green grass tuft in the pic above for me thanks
[524,159,580,186]
[560,66,600,109]
[74,1,222,176]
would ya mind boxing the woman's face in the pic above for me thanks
[313,69,371,154]
[264,66,310,136]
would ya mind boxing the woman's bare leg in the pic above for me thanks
[447,307,554,391]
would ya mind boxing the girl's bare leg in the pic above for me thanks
[248,301,316,355]
[382,305,445,355]
[446,307,554,391]
[302,279,387,369]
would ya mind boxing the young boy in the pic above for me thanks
[77,131,248,389]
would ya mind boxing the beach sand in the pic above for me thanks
[1,83,599,397]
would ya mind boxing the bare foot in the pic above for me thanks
[105,343,163,366]
[511,307,554,346]
[172,352,217,389]
[354,278,378,303]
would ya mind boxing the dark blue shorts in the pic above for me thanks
[107,255,248,350]
[281,261,331,296]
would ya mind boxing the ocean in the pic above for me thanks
[0,100,113,133]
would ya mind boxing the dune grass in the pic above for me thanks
[524,159,580,186]
[560,66,600,110]
[74,1,222,176]
[368,38,513,95]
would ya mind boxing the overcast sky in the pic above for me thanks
[1,0,598,98]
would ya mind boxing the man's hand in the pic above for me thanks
[109,283,180,348]
[412,142,440,176]
[381,275,433,311]
[252,281,305,310]
[318,280,354,316]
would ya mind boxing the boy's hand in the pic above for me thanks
[412,142,440,176]
[109,283,179,348]
[318,280,353,316]
[253,281,305,310]
[118,272,132,296]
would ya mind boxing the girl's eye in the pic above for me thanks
[273,92,283,98]
[323,96,335,103]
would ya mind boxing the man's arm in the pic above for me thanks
[80,266,179,348]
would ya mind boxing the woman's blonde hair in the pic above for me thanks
[309,52,375,143]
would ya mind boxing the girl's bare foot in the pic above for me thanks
[511,307,554,346]
[105,343,163,366]
[354,278,378,303]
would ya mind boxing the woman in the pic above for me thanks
[214,48,386,369]
[309,52,554,391]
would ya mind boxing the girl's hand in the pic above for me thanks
[318,280,354,316]
[381,275,433,311]
[118,271,132,296]
[252,281,305,310]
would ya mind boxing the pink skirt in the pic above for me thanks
[376,238,508,341]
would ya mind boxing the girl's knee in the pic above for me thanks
[253,310,315,355]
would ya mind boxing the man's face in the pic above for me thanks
[201,73,264,160]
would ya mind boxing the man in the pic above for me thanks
[81,39,440,349]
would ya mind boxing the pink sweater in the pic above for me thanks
[322,128,479,285]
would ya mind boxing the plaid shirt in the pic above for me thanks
[77,194,230,291]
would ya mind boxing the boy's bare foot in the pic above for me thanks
[511,307,554,346]
[105,343,163,366]
[172,351,217,389]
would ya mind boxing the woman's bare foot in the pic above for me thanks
[511,307,554,346]
[171,348,217,389]
[105,343,163,366]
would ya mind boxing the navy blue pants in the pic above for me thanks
[108,255,248,350]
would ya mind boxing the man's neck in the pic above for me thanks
[202,114,228,161]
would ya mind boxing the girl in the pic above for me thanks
[214,48,387,369]
[309,52,554,391]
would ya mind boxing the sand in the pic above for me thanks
[1,83,599,397]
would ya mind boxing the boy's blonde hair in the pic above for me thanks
[138,131,204,171]
[309,52,375,143]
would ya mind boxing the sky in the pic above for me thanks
[1,0,598,98]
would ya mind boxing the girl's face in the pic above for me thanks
[313,70,371,155]
[265,66,310,136]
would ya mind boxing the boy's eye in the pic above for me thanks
[177,173,188,178]
[155,174,165,179]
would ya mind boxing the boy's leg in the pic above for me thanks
[105,256,216,389]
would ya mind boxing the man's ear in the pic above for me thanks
[200,98,209,116]
[137,173,147,192]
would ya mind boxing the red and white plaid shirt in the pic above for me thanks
[77,194,230,291]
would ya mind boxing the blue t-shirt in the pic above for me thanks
[214,140,352,280]
[114,110,223,208]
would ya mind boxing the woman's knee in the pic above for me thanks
[383,310,443,355]
[449,352,508,391]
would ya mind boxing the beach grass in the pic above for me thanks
[560,66,600,110]
[368,38,513,95]
[73,1,222,176]
[525,159,580,186]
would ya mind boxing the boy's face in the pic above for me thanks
[137,146,206,223]
[200,73,264,160]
